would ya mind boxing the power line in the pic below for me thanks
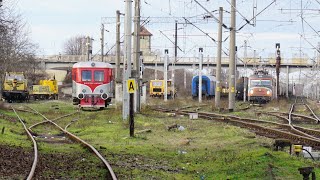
[238,0,276,31]
[159,30,183,52]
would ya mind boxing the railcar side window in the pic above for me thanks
[82,70,92,81]
[94,70,104,82]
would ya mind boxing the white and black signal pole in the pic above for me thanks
[198,48,203,103]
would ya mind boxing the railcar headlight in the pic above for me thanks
[101,93,108,100]
[78,93,84,99]
[250,90,254,94]
[267,90,270,95]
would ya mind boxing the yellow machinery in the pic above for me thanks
[2,72,29,102]
[30,79,58,100]
[149,80,176,98]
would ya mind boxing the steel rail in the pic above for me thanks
[305,104,320,123]
[11,106,38,180]
[154,107,320,148]
[265,111,318,122]
[29,111,78,130]
[26,106,117,180]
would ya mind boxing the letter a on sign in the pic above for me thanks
[127,79,135,93]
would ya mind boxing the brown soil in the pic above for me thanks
[0,145,107,179]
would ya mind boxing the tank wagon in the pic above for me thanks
[191,75,216,99]
[2,72,29,102]
[72,61,113,109]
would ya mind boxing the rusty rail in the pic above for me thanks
[27,106,117,180]
[11,106,38,180]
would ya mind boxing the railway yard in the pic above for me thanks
[0,97,320,179]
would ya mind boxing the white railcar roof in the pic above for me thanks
[73,61,113,68]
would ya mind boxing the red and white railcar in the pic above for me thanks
[72,61,113,108]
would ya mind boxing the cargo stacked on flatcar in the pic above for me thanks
[247,69,275,102]
[2,72,29,102]
[149,79,176,98]
[72,61,113,108]
[191,75,216,99]
[30,79,58,100]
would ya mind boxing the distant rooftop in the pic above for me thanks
[139,26,152,36]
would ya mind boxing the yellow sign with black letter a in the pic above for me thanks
[127,79,135,94]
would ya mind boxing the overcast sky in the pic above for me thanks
[9,0,320,61]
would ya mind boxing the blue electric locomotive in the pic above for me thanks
[192,75,216,99]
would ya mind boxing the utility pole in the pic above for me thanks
[243,40,247,102]
[115,10,123,104]
[228,0,236,112]
[199,48,203,103]
[86,36,92,61]
[164,50,169,102]
[172,20,178,100]
[133,0,141,112]
[123,0,132,120]
[101,24,105,62]
[275,43,281,101]
[215,7,223,109]
[286,65,289,99]
[116,10,121,83]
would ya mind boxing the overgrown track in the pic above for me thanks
[12,105,117,180]
[154,107,320,149]
[11,107,37,180]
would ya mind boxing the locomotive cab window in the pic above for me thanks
[250,80,271,86]
[94,70,104,82]
[81,70,92,81]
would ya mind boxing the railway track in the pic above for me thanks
[154,106,320,149]
[11,105,117,180]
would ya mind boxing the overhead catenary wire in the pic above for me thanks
[193,0,229,29]
[238,0,276,31]
[182,17,229,56]
[159,30,183,52]
[225,0,252,25]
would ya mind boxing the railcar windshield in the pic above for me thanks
[152,81,163,87]
[250,80,271,86]
[94,70,104,82]
[81,70,92,81]
[6,75,24,81]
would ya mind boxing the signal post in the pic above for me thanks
[128,79,136,137]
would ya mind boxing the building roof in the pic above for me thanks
[139,26,152,36]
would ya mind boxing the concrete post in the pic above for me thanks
[101,24,104,62]
[184,68,186,89]
[215,7,223,109]
[286,65,289,99]
[164,50,168,102]
[123,0,132,120]
[116,10,121,83]
[228,0,236,112]
[133,0,141,112]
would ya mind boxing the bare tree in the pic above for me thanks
[63,35,86,55]
[0,1,39,81]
